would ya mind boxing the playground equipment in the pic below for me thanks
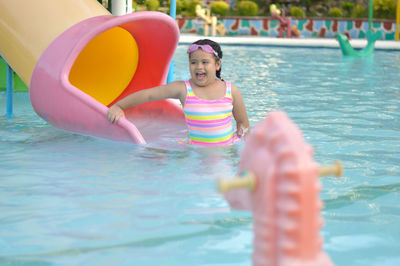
[195,5,226,36]
[269,4,299,38]
[0,0,184,144]
[336,31,382,56]
[217,111,342,266]
[336,0,381,56]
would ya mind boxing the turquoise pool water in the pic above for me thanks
[1,45,400,265]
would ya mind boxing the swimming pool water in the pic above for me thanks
[1,45,400,265]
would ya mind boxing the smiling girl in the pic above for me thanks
[107,39,250,146]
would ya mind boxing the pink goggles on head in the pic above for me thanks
[187,44,219,58]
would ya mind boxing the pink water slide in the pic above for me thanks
[0,0,185,144]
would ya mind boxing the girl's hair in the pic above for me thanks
[191,39,224,81]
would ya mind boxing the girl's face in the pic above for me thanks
[189,49,221,87]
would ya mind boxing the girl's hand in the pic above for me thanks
[237,125,250,139]
[107,104,125,124]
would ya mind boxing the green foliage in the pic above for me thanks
[136,0,145,5]
[145,0,159,11]
[170,0,397,18]
[185,0,203,16]
[180,0,189,14]
[0,61,28,91]
[341,2,354,17]
[237,1,259,16]
[132,1,138,11]
[329,7,342,18]
[168,0,188,15]
[252,0,266,10]
[290,6,304,18]
[211,1,230,16]
[299,0,313,9]
[373,0,396,19]
[352,4,367,18]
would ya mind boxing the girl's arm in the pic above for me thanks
[231,84,250,138]
[107,81,186,123]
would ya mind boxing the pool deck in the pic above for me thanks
[180,34,400,50]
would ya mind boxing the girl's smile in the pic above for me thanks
[189,49,221,86]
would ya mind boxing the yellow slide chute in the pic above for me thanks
[69,27,139,106]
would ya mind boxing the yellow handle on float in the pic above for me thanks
[217,172,256,194]
[318,160,343,177]
[217,161,343,193]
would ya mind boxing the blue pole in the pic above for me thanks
[6,63,14,118]
[167,0,177,83]
[170,0,176,19]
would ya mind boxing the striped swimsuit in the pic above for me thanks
[183,80,236,146]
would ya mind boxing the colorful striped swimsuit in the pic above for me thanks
[183,80,236,146]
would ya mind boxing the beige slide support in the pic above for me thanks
[0,0,109,86]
